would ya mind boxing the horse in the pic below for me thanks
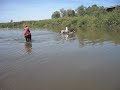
[60,27,69,34]
[60,27,76,34]
[24,33,31,42]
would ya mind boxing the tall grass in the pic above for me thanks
[0,5,120,31]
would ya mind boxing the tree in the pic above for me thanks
[75,5,86,16]
[86,4,100,16]
[66,9,75,17]
[60,8,66,17]
[72,10,75,16]
[10,20,13,23]
[51,11,60,19]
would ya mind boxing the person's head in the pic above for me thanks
[25,25,28,27]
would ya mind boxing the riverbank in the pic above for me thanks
[0,5,120,31]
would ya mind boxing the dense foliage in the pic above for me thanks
[0,5,120,31]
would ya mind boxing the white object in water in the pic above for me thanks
[65,27,68,32]
[60,27,69,34]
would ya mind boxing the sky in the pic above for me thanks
[0,0,120,23]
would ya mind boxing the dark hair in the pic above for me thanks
[25,26,28,27]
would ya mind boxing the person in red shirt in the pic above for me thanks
[23,26,31,42]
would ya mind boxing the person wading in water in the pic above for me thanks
[23,26,31,42]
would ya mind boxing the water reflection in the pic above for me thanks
[24,42,32,54]
[76,29,120,47]
[52,27,120,46]
[60,33,76,42]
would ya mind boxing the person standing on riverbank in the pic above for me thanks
[23,26,31,42]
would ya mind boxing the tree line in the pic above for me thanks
[51,5,105,18]
[0,5,120,31]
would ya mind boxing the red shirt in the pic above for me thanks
[24,27,30,36]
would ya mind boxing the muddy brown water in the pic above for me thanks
[0,28,120,90]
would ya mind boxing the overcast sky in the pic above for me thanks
[0,0,120,22]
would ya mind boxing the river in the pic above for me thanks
[0,28,120,90]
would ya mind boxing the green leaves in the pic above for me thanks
[0,5,120,31]
[51,11,60,19]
